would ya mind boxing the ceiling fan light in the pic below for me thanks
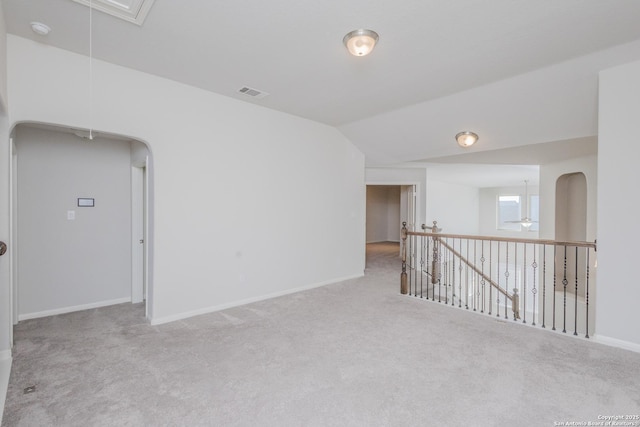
[343,29,379,57]
[456,131,478,148]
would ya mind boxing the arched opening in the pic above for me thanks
[554,172,587,298]
[9,122,153,328]
[555,172,587,242]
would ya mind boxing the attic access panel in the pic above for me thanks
[71,0,155,26]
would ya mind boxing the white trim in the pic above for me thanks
[1,352,12,424]
[365,180,421,186]
[143,155,149,319]
[150,273,364,326]
[592,334,640,354]
[18,297,131,321]
[131,166,144,304]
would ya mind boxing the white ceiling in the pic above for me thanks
[4,0,640,184]
[420,136,597,165]
[424,164,540,188]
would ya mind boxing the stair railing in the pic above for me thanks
[400,222,597,338]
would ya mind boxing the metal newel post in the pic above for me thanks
[401,221,408,294]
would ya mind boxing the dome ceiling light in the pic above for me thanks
[343,29,379,57]
[30,22,51,36]
[455,131,478,148]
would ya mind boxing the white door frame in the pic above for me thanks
[143,158,149,318]
[401,184,417,232]
[9,137,18,347]
[131,159,148,312]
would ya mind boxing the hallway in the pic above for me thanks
[2,243,639,426]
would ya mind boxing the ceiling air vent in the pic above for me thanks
[238,86,269,99]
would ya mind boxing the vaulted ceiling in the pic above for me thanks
[4,0,640,179]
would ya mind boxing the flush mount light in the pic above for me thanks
[343,29,379,57]
[30,22,51,36]
[455,131,479,148]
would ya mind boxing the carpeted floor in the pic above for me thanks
[2,242,640,426]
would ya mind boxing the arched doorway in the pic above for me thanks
[554,172,587,299]
[555,172,587,242]
[10,122,153,330]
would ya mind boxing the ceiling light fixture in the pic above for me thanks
[455,131,478,148]
[343,29,379,57]
[30,22,51,36]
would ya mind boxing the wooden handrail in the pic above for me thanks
[406,230,596,250]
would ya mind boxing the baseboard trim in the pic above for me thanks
[1,352,12,425]
[150,273,364,326]
[18,297,132,321]
[592,334,640,354]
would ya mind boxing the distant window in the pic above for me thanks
[497,195,521,231]
[497,194,540,231]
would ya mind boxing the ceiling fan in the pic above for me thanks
[505,180,538,228]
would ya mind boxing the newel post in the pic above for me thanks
[400,221,408,294]
[431,221,440,285]
[512,288,521,320]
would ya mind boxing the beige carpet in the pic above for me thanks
[2,242,639,426]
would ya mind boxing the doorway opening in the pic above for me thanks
[9,122,153,332]
[555,172,587,242]
[365,184,417,265]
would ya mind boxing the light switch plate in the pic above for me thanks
[67,210,75,220]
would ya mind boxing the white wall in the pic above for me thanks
[426,179,479,235]
[479,185,540,238]
[0,3,7,113]
[366,186,400,243]
[597,60,640,348]
[16,126,132,318]
[6,36,365,324]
